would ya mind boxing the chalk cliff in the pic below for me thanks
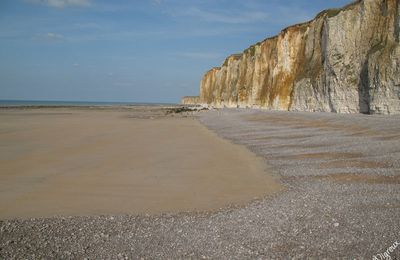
[182,96,200,105]
[198,0,400,114]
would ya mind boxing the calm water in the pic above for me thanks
[0,100,176,107]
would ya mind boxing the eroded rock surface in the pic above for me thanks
[199,0,400,114]
[182,96,200,105]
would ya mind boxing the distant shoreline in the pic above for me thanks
[0,99,178,108]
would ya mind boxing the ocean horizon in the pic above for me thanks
[0,99,178,107]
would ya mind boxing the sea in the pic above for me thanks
[0,100,176,107]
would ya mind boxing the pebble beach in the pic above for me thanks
[1,107,399,259]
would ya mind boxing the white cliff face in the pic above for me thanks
[198,0,400,115]
[182,96,200,105]
[367,45,400,114]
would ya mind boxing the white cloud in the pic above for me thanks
[46,32,65,41]
[174,51,222,59]
[171,8,270,24]
[151,0,162,6]
[33,32,65,42]
[73,63,79,67]
[26,0,91,8]
[165,2,315,29]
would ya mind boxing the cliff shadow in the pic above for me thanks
[359,59,371,114]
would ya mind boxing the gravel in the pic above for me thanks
[1,108,399,259]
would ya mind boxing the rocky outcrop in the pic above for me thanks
[198,0,400,114]
[182,96,200,105]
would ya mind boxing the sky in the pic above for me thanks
[0,0,351,103]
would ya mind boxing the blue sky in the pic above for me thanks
[0,0,351,103]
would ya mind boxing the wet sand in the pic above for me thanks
[0,108,281,219]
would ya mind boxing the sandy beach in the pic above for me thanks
[1,107,399,259]
[0,107,281,219]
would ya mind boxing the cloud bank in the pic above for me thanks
[26,0,91,8]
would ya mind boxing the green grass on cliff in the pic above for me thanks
[245,46,256,57]
[326,9,341,18]
[222,54,242,67]
[316,8,341,19]
[244,41,262,57]
[317,0,361,19]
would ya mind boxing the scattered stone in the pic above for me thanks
[0,109,399,259]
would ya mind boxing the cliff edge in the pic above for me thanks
[196,0,400,114]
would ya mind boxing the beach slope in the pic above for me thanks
[0,107,280,219]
